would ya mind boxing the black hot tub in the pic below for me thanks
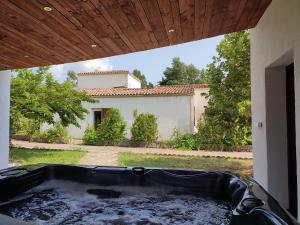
[0,165,298,225]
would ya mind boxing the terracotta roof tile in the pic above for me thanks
[79,84,208,97]
[78,70,129,76]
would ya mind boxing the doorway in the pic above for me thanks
[265,66,291,211]
[93,108,110,128]
[286,63,297,218]
[94,111,102,128]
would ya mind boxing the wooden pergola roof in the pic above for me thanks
[0,0,271,70]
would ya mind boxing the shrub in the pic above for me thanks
[158,139,175,149]
[170,128,201,150]
[97,108,126,145]
[173,133,197,150]
[83,126,99,145]
[196,117,230,151]
[38,122,69,144]
[13,117,41,141]
[131,111,158,146]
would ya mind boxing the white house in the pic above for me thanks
[68,70,209,140]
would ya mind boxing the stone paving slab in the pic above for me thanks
[12,140,253,166]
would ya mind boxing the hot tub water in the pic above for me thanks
[0,180,232,225]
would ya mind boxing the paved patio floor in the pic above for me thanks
[12,140,253,166]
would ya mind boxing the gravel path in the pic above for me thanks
[12,140,253,166]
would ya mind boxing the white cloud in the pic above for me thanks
[50,58,113,82]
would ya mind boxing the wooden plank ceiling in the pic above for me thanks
[0,0,271,70]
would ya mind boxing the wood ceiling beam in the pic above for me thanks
[75,0,128,54]
[179,0,195,41]
[194,0,206,39]
[118,0,152,51]
[37,0,106,58]
[0,31,52,65]
[93,1,136,52]
[236,0,260,31]
[9,0,98,60]
[221,0,241,35]
[131,0,159,48]
[0,0,271,70]
[139,0,169,46]
[208,0,228,38]
[234,0,248,30]
[248,0,272,28]
[47,0,109,57]
[0,55,32,68]
[118,0,155,50]
[2,0,85,61]
[0,45,50,66]
[47,0,115,55]
[0,23,67,64]
[201,0,214,38]
[169,0,183,42]
[157,0,180,45]
[89,0,136,52]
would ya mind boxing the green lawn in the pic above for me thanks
[118,152,253,177]
[10,147,86,165]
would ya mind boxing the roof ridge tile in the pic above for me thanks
[79,84,208,97]
[78,70,129,76]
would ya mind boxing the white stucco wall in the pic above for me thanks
[127,74,141,88]
[193,88,209,131]
[77,73,142,89]
[68,95,194,140]
[77,74,128,88]
[251,0,300,216]
[0,70,10,169]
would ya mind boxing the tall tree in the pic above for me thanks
[147,82,154,88]
[186,64,207,84]
[159,57,205,85]
[66,70,78,86]
[199,31,251,149]
[132,69,152,88]
[10,67,96,133]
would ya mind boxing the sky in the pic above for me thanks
[50,35,223,85]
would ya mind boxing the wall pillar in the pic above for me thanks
[0,70,10,169]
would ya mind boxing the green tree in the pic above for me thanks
[199,31,251,150]
[10,67,96,135]
[148,82,154,88]
[132,69,153,88]
[39,121,69,144]
[159,57,205,85]
[66,70,78,87]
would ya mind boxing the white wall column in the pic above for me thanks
[0,70,10,169]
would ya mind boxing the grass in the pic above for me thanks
[10,147,86,165]
[9,148,252,177]
[117,152,253,177]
